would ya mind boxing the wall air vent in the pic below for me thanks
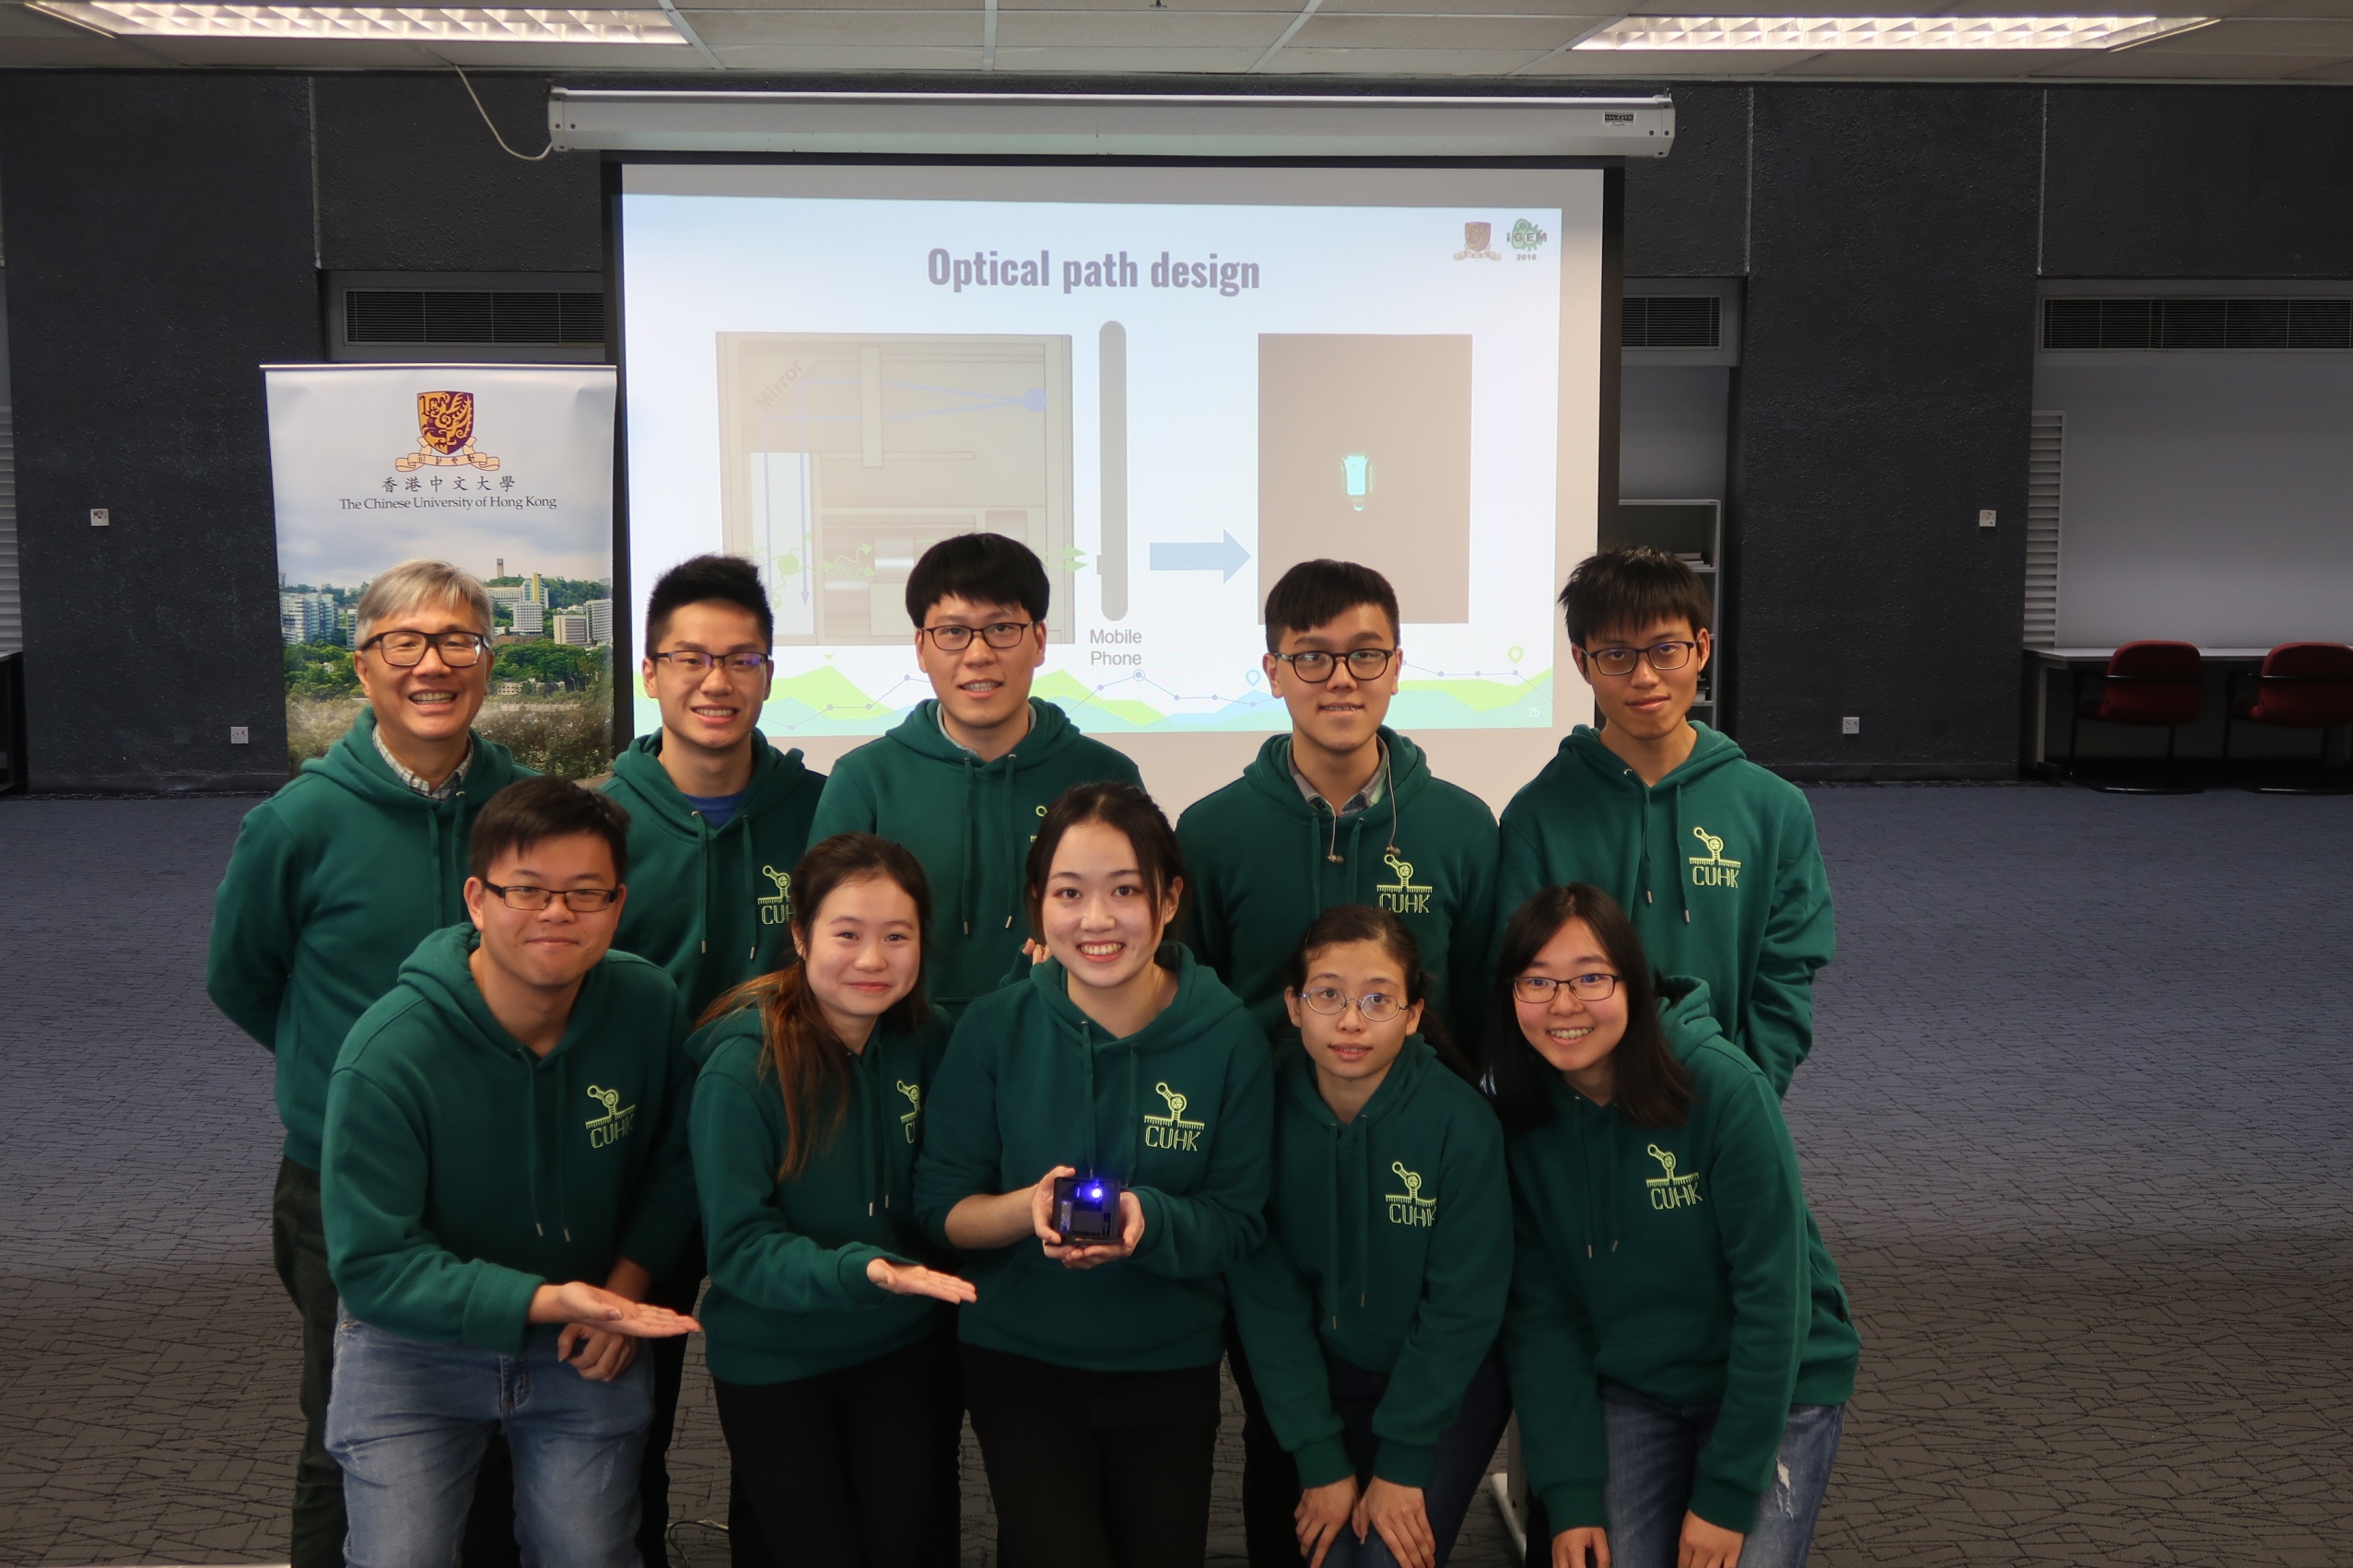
[345,289,605,346]
[1622,295,1723,350]
[2043,297,2353,351]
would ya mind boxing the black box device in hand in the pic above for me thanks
[1052,1175,1125,1245]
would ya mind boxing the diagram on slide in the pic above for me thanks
[1258,334,1474,625]
[716,333,1074,645]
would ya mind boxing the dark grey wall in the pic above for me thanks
[2043,87,2353,278]
[1732,87,2043,779]
[316,74,601,273]
[1,75,319,792]
[3,74,2351,789]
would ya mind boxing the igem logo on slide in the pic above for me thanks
[1142,1082,1206,1151]
[585,1085,638,1149]
[1688,825,1743,890]
[1507,219,1551,260]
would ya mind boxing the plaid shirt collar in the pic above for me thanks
[375,725,474,802]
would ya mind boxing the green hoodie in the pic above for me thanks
[808,699,1142,1013]
[206,708,532,1169]
[913,945,1274,1372]
[1178,731,1498,1047]
[321,926,698,1353]
[1494,724,1834,1095]
[689,1006,952,1385]
[601,733,825,1020]
[1501,981,1858,1536]
[1228,1038,1509,1489]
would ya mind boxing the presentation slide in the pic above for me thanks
[619,163,1605,742]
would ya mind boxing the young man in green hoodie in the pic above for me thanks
[1494,547,1834,1097]
[207,559,530,1568]
[604,554,824,1020]
[1178,558,1498,1048]
[1180,559,1499,1568]
[810,532,1142,1015]
[598,553,824,1564]
[322,778,702,1568]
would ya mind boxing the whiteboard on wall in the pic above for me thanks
[2033,353,2353,649]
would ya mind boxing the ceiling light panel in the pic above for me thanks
[29,1,686,43]
[1574,15,2214,49]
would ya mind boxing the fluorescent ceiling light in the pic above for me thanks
[30,1,687,43]
[1574,14,2214,49]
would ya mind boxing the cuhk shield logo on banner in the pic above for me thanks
[397,391,501,473]
[1454,222,1501,262]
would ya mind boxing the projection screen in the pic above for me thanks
[616,160,1610,800]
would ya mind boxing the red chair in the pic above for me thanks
[2068,640,2205,793]
[2224,641,2353,794]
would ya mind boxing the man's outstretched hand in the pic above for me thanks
[530,1280,700,1338]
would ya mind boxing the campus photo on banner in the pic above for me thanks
[263,363,618,778]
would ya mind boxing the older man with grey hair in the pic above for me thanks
[208,558,532,1568]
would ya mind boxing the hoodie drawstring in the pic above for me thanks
[1673,782,1692,925]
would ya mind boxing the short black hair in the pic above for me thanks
[904,532,1049,627]
[1558,546,1713,648]
[1263,559,1400,653]
[470,777,632,885]
[648,554,773,649]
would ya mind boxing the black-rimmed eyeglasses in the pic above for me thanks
[1584,640,1700,677]
[481,880,620,913]
[651,650,772,677]
[362,630,489,668]
[920,622,1036,653]
[1512,973,1620,1004]
[1271,648,1397,685]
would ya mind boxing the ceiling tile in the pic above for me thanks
[993,8,1291,45]
[111,34,453,64]
[2129,16,2353,49]
[0,30,170,60]
[1288,11,1591,47]
[699,39,983,61]
[2029,46,2345,73]
[2221,0,2353,13]
[989,41,1270,64]
[684,7,978,43]
[2279,51,2353,71]
[1259,43,1555,69]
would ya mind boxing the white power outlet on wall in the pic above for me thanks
[229,727,251,745]
[1841,716,1862,735]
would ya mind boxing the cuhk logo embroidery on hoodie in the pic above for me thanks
[1645,1143,1703,1211]
[1376,849,1434,916]
[585,1085,638,1149]
[757,866,794,927]
[1687,826,1742,890]
[1142,1082,1205,1151]
[896,1080,922,1143]
[1384,1162,1437,1227]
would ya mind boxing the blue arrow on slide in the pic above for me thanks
[1149,532,1253,582]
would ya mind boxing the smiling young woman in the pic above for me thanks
[1487,884,1859,1568]
[914,781,1276,1568]
[688,833,971,1568]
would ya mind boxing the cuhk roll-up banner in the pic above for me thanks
[263,364,617,778]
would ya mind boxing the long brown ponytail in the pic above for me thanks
[701,833,934,1179]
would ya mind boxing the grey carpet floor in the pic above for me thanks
[2,784,2347,1566]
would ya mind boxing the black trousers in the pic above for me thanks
[636,1233,706,1568]
[271,1158,346,1568]
[714,1328,964,1568]
[961,1342,1223,1568]
[1227,1317,1305,1568]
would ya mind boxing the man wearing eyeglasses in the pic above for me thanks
[602,555,824,1020]
[808,532,1141,1018]
[208,558,532,1568]
[1174,558,1499,1568]
[1495,546,1833,1098]
[595,554,824,1565]
[1179,559,1499,1051]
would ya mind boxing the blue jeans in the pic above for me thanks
[1599,1387,1844,1568]
[326,1315,652,1568]
[1323,1352,1513,1568]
